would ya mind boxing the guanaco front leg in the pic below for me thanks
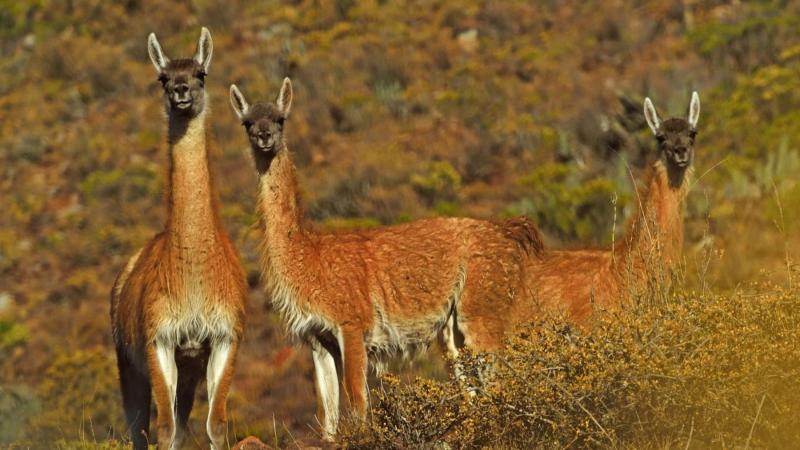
[148,340,178,450]
[206,338,238,450]
[340,327,368,418]
[312,338,340,440]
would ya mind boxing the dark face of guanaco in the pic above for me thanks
[148,27,213,119]
[655,118,696,169]
[644,92,701,184]
[229,78,293,173]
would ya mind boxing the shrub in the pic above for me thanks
[28,348,123,444]
[410,161,462,206]
[0,317,29,354]
[0,385,40,445]
[510,162,621,243]
[341,283,800,448]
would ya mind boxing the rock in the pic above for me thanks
[232,436,274,450]
[457,29,478,53]
[0,292,12,312]
[231,435,333,450]
[22,34,36,50]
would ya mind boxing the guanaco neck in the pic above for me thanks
[614,160,690,275]
[256,145,306,276]
[164,105,224,260]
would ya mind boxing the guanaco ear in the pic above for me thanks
[194,27,213,73]
[147,32,169,73]
[229,84,250,121]
[643,97,661,135]
[688,91,700,130]
[277,77,293,118]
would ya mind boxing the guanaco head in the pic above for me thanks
[643,92,700,175]
[147,27,213,118]
[229,78,293,173]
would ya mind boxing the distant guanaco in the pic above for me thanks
[111,28,247,450]
[458,92,701,346]
[229,79,543,439]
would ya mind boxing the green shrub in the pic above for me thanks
[410,161,462,206]
[321,216,381,230]
[28,348,123,444]
[510,162,621,243]
[0,317,29,353]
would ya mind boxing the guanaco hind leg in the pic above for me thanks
[149,341,179,450]
[116,345,152,450]
[312,339,340,440]
[174,361,202,449]
[206,339,238,450]
[442,314,460,359]
[442,313,477,397]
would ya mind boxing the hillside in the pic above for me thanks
[2,0,800,447]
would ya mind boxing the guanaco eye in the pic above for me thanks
[157,73,169,85]
[195,71,206,82]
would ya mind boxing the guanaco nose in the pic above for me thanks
[674,147,689,163]
[174,83,189,97]
[257,131,272,148]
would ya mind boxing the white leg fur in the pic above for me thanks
[206,340,232,450]
[443,315,460,359]
[312,341,340,440]
[443,315,473,396]
[155,341,179,450]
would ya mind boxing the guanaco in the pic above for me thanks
[456,92,701,346]
[229,79,543,439]
[111,28,247,450]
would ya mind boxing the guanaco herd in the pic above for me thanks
[111,28,701,449]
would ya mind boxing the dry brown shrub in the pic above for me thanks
[341,282,800,448]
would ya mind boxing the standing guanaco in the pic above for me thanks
[450,93,701,353]
[111,28,247,450]
[229,79,543,439]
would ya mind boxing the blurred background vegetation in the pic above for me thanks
[1,0,800,447]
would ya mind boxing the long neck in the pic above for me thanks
[257,148,306,270]
[614,161,689,276]
[165,108,222,254]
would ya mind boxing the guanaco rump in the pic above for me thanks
[111,28,247,450]
[515,92,700,324]
[229,79,543,439]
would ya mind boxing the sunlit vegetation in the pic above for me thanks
[343,281,800,448]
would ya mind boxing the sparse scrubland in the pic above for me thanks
[2,0,800,448]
